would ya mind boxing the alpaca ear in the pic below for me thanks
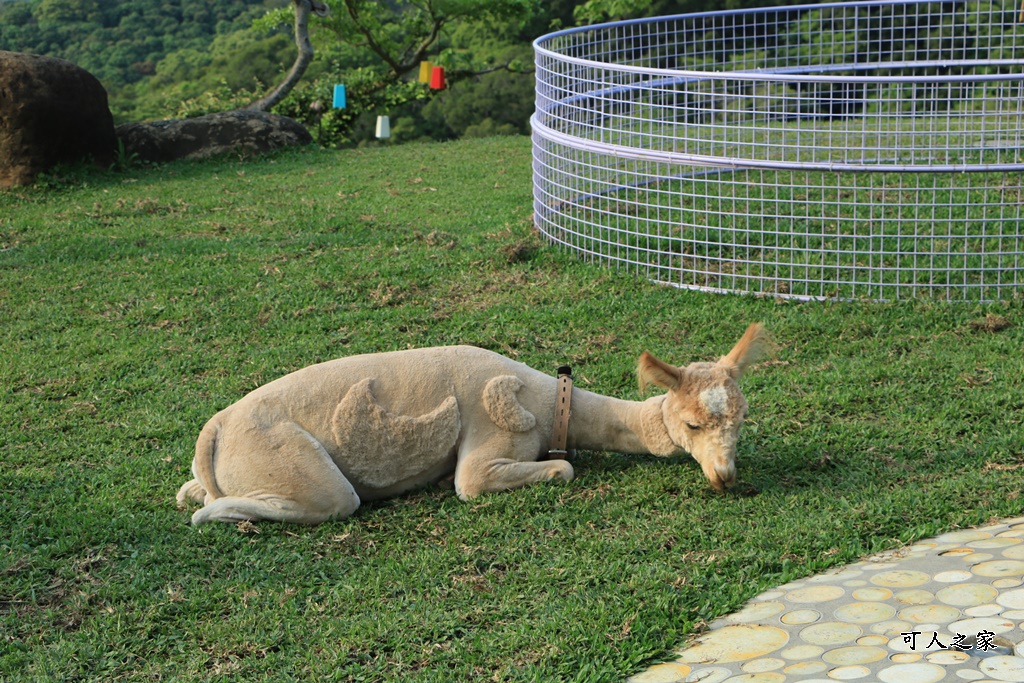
[719,323,767,379]
[638,351,681,392]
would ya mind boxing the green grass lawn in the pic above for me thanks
[2,136,1023,682]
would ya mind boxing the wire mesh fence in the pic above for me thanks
[532,0,1024,301]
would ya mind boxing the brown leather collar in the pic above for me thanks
[547,365,574,459]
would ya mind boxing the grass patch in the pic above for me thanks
[2,136,1023,682]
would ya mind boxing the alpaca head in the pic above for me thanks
[637,323,766,492]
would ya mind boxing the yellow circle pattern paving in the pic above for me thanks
[676,625,790,664]
[627,517,1024,683]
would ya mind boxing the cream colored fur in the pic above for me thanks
[177,325,766,525]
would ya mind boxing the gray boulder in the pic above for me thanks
[115,110,313,164]
[0,51,116,187]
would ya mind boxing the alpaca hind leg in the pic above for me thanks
[191,493,353,526]
[176,479,207,506]
[189,421,361,526]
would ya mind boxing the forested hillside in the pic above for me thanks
[0,0,302,122]
[0,0,803,145]
[0,0,567,137]
[0,0,555,141]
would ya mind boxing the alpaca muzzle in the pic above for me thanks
[703,458,737,492]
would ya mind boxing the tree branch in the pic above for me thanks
[442,60,535,81]
[398,15,445,76]
[340,0,404,74]
[245,0,319,112]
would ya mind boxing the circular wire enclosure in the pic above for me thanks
[532,0,1024,301]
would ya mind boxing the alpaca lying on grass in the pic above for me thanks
[177,324,766,525]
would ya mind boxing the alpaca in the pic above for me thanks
[177,324,766,525]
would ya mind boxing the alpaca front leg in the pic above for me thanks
[455,458,574,501]
[454,433,574,500]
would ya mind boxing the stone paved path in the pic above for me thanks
[629,517,1024,683]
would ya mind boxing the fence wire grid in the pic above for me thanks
[532,0,1024,301]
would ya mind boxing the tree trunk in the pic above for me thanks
[245,0,317,112]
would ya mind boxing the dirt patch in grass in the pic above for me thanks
[968,313,1012,333]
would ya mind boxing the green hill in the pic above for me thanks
[0,0,291,122]
[0,0,541,140]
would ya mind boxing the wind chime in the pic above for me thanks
[332,59,447,141]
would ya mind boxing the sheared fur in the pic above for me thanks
[331,378,460,489]
[177,325,766,525]
[482,375,536,432]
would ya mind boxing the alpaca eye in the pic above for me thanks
[686,422,701,430]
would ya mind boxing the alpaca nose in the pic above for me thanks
[705,459,736,491]
[715,461,736,489]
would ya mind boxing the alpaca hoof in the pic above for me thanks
[548,461,574,483]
